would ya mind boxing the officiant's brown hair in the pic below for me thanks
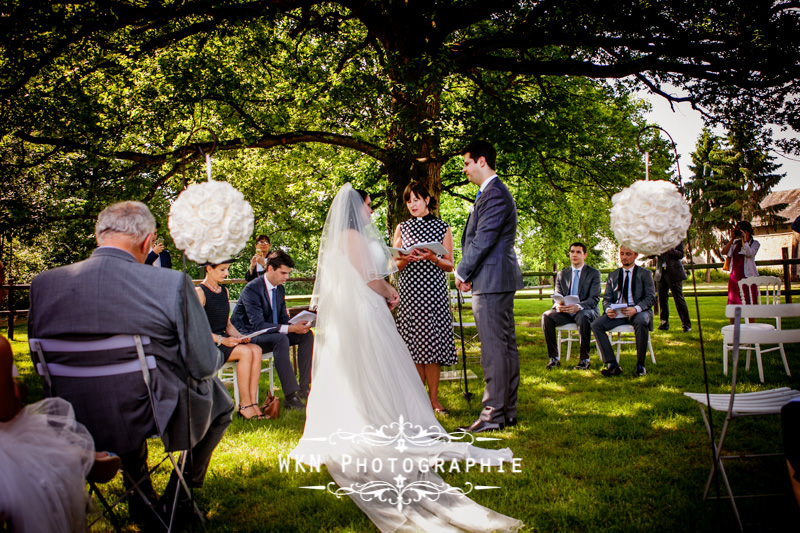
[402,182,437,210]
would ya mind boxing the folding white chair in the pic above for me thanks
[554,322,595,361]
[29,335,201,532]
[607,324,656,364]
[721,276,791,382]
[217,350,275,409]
[684,304,800,531]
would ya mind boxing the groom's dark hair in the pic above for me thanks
[267,249,295,270]
[461,140,496,170]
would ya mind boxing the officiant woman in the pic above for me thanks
[392,182,458,414]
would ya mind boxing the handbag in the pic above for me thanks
[722,256,731,272]
[260,390,281,419]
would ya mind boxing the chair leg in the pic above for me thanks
[779,343,791,377]
[565,331,573,361]
[556,329,562,359]
[615,333,622,363]
[755,344,765,383]
[647,333,656,364]
[723,343,729,376]
[232,364,240,409]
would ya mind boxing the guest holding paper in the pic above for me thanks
[591,245,656,377]
[196,259,266,420]
[541,242,601,370]
[392,182,457,414]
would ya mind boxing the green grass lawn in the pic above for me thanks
[8,295,800,531]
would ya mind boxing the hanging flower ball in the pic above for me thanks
[169,180,254,264]
[609,180,691,256]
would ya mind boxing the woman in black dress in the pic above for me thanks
[392,182,457,414]
[196,260,266,420]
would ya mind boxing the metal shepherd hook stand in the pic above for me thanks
[455,288,473,401]
[637,125,720,512]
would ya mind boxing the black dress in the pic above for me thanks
[395,214,457,366]
[200,284,235,362]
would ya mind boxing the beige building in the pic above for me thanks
[754,189,800,278]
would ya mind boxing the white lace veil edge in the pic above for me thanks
[311,183,397,309]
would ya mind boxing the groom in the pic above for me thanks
[455,140,524,433]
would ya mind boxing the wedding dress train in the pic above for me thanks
[290,184,522,532]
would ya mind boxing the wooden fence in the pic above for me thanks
[5,259,800,340]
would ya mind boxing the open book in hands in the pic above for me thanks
[239,327,279,341]
[289,310,317,327]
[551,294,580,306]
[388,241,448,259]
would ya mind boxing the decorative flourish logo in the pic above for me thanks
[301,414,500,452]
[290,415,521,510]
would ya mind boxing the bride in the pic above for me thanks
[291,183,522,532]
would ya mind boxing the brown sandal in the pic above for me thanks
[237,403,266,420]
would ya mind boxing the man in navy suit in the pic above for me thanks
[455,140,524,433]
[231,250,312,410]
[591,246,656,377]
[542,242,601,370]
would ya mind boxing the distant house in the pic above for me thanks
[753,189,800,278]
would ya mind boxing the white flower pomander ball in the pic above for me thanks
[609,180,691,257]
[168,180,254,264]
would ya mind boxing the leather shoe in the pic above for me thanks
[682,325,692,332]
[284,394,306,410]
[546,358,561,370]
[504,416,518,428]
[634,364,647,377]
[600,363,623,377]
[658,322,669,331]
[573,359,590,370]
[297,389,310,401]
[458,419,501,433]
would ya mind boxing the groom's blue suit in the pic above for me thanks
[457,177,523,426]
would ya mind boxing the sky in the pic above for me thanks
[639,91,800,191]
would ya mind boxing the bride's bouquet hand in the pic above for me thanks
[387,286,400,311]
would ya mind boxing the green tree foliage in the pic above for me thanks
[1,1,797,279]
[687,125,786,264]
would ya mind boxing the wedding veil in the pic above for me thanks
[311,183,396,310]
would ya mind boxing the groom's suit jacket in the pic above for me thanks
[230,277,289,334]
[554,265,601,313]
[602,264,656,328]
[28,247,232,454]
[457,177,523,294]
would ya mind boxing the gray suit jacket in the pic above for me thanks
[554,265,601,313]
[28,247,232,454]
[602,265,656,329]
[457,177,523,294]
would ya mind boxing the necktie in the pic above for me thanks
[475,189,482,202]
[570,269,579,296]
[271,287,278,324]
[620,270,630,305]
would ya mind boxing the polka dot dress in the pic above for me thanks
[396,214,458,366]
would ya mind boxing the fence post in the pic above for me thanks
[783,248,793,303]
[6,283,14,340]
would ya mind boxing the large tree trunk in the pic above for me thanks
[382,67,443,234]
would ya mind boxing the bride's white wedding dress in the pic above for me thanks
[290,184,522,532]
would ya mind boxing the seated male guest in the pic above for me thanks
[591,245,656,377]
[231,250,312,410]
[28,201,233,523]
[244,234,271,281]
[542,242,601,370]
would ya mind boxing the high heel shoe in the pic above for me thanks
[237,403,266,420]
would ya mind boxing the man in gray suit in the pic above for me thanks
[653,241,692,332]
[28,201,233,522]
[455,140,524,433]
[591,245,656,377]
[542,242,601,370]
